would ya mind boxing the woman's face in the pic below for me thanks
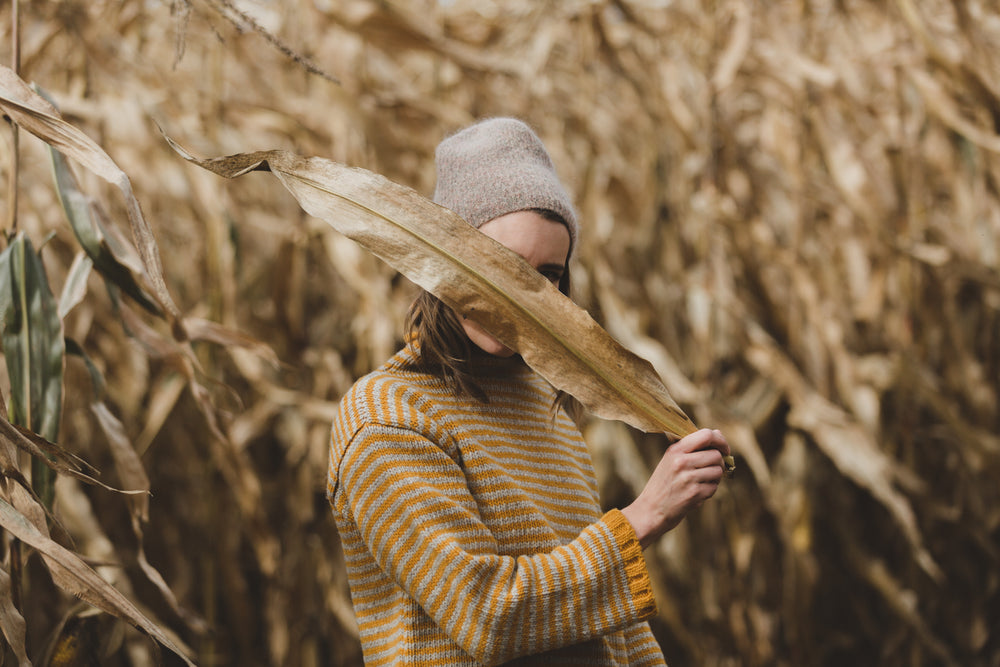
[462,210,571,357]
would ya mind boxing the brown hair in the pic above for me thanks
[405,208,582,421]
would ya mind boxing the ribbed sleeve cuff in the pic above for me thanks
[604,509,658,620]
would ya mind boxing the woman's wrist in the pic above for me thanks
[621,502,658,550]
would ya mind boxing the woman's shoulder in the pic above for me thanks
[328,346,458,488]
[333,345,447,435]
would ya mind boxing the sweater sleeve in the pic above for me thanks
[334,422,657,665]
[623,621,668,666]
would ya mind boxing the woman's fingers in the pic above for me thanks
[673,428,731,457]
[670,429,731,477]
[687,448,724,468]
[672,428,735,477]
[624,429,731,546]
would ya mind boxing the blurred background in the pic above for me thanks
[1,0,998,665]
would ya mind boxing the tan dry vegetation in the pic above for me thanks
[1,0,998,665]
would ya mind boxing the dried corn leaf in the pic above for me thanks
[90,402,208,633]
[327,0,514,73]
[90,403,149,521]
[842,530,955,663]
[3,480,50,540]
[167,141,699,441]
[0,497,195,666]
[183,317,280,367]
[116,304,281,574]
[0,65,181,333]
[0,563,30,667]
[0,414,109,491]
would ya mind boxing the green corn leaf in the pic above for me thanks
[58,252,93,320]
[48,145,162,316]
[0,234,65,441]
[0,234,66,507]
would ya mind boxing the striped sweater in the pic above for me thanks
[327,343,666,666]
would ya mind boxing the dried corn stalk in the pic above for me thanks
[1,0,998,665]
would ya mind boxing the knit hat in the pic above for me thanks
[433,118,579,252]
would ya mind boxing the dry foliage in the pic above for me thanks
[1,0,998,665]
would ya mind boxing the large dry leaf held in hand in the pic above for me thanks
[167,139,728,458]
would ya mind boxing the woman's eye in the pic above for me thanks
[542,271,562,284]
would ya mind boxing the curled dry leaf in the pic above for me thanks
[0,414,137,496]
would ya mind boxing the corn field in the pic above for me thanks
[1,0,998,665]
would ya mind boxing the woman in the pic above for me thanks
[327,118,730,665]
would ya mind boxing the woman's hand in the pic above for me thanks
[621,428,731,549]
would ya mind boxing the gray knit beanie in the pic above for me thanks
[433,118,579,252]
